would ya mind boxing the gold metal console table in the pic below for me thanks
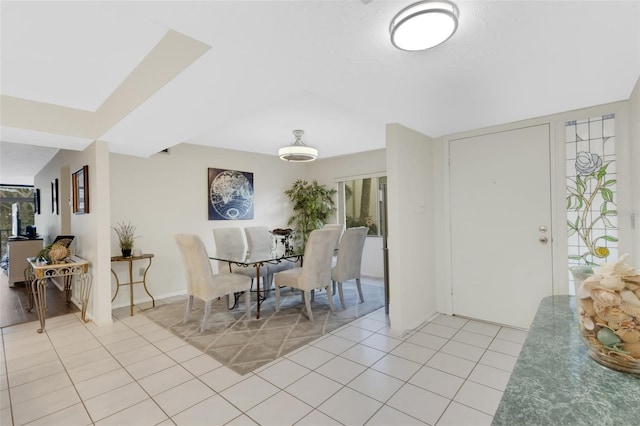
[110,253,155,316]
[27,256,91,333]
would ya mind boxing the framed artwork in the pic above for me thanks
[208,168,254,220]
[34,188,41,214]
[51,179,59,215]
[72,165,90,214]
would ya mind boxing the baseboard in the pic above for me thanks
[110,289,187,310]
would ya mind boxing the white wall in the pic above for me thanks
[435,100,634,318]
[307,149,386,277]
[386,124,437,334]
[629,76,640,267]
[36,141,385,320]
[34,141,112,326]
[109,143,307,308]
[31,90,638,332]
[310,149,386,184]
[34,161,70,243]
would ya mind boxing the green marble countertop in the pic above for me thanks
[492,295,638,426]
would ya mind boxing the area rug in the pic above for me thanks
[144,283,384,375]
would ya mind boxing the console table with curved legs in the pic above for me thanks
[26,256,91,333]
[110,254,155,316]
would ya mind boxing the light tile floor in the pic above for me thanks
[0,299,527,426]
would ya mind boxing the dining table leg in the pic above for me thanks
[255,264,262,319]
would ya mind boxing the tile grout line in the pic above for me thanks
[5,289,525,426]
[6,318,93,426]
[60,313,170,425]
[1,329,17,426]
[95,312,234,424]
[392,317,524,423]
[252,309,394,425]
[435,322,526,421]
[116,309,284,424]
[111,313,230,424]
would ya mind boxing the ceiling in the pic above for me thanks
[1,0,639,185]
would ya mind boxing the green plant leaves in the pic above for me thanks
[594,235,618,243]
[284,179,337,247]
[566,157,617,265]
[597,162,610,179]
[576,175,585,195]
[566,194,584,210]
[600,187,614,202]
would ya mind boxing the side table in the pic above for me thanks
[26,256,91,333]
[110,253,155,316]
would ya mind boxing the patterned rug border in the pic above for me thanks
[143,284,384,375]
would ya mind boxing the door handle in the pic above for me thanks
[539,236,548,244]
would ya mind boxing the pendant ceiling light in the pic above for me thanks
[278,129,318,162]
[390,0,459,51]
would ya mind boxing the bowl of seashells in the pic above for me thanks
[577,254,640,375]
[48,242,70,264]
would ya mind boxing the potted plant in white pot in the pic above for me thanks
[112,221,138,257]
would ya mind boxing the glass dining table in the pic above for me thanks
[209,250,303,319]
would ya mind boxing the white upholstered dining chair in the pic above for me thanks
[323,224,345,286]
[322,223,345,255]
[331,226,368,309]
[244,226,295,290]
[273,228,341,320]
[175,234,252,333]
[212,227,268,286]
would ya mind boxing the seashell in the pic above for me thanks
[621,342,640,359]
[593,302,633,324]
[615,328,640,343]
[619,320,639,329]
[582,275,603,292]
[581,316,595,331]
[576,282,592,299]
[590,289,622,306]
[605,350,638,362]
[619,303,640,319]
[48,243,69,263]
[579,298,596,317]
[593,315,607,325]
[599,276,626,291]
[622,275,640,283]
[597,327,622,346]
[620,290,640,307]
[594,253,636,277]
[623,282,640,291]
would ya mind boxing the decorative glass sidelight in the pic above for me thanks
[566,114,618,277]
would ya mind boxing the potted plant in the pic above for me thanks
[284,179,337,248]
[112,221,138,257]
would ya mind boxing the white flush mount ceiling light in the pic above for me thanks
[390,0,459,51]
[278,129,318,162]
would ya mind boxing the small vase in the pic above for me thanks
[121,248,132,257]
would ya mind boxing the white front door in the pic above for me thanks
[449,124,553,329]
